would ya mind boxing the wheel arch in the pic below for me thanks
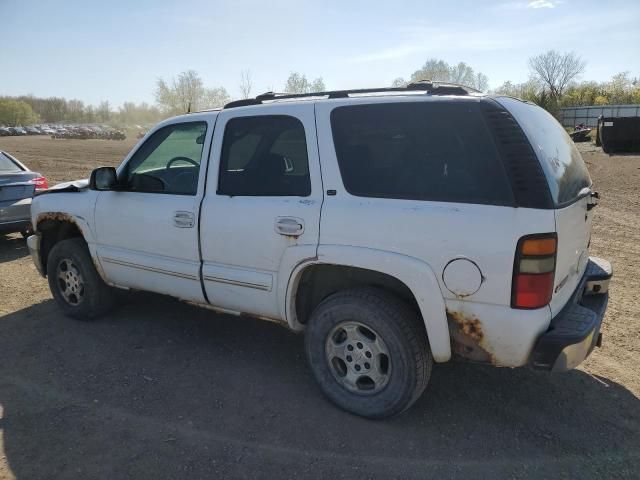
[35,212,103,280]
[283,245,452,362]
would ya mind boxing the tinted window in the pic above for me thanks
[123,122,207,195]
[330,102,514,205]
[0,152,21,172]
[499,98,592,206]
[218,115,311,196]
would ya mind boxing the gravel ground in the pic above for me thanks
[0,136,638,479]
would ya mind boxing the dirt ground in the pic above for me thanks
[0,135,638,479]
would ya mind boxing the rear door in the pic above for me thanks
[499,98,593,315]
[199,103,322,320]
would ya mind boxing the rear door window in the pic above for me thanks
[330,101,514,206]
[218,115,311,197]
[498,97,592,206]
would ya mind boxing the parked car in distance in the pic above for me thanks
[0,127,11,136]
[27,82,612,418]
[0,151,48,237]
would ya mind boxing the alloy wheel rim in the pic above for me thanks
[325,321,391,395]
[56,258,85,306]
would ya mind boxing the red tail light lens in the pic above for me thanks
[30,176,49,190]
[514,273,554,308]
[512,234,557,309]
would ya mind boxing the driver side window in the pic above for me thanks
[122,121,207,195]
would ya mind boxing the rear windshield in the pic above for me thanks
[330,101,514,206]
[498,97,592,206]
[0,152,22,172]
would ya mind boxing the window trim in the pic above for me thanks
[119,120,208,196]
[329,102,516,207]
[216,114,312,197]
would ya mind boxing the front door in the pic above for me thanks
[199,104,323,320]
[94,119,212,302]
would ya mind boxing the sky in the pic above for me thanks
[1,0,639,108]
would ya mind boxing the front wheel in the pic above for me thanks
[305,287,432,419]
[46,238,117,320]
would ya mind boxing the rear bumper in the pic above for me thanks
[0,197,32,233]
[530,257,612,372]
[0,219,31,233]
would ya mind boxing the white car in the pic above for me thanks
[27,82,612,418]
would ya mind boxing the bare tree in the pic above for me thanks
[391,77,407,87]
[410,59,451,83]
[449,62,475,87]
[528,50,586,99]
[239,70,253,99]
[155,70,230,114]
[97,100,111,122]
[474,72,489,92]
[201,87,231,109]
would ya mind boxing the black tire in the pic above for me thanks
[46,237,116,320]
[305,287,432,419]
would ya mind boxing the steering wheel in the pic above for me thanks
[166,156,199,170]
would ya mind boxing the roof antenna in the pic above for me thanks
[187,102,191,114]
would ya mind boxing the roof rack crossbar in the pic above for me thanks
[223,81,479,109]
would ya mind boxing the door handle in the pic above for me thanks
[275,217,304,237]
[173,211,195,228]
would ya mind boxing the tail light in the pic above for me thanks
[30,176,49,190]
[511,233,557,309]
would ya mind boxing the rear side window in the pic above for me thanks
[0,152,21,172]
[218,115,311,197]
[499,98,592,206]
[330,102,514,205]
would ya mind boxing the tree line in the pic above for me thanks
[1,51,638,127]
[0,95,162,127]
[495,50,640,113]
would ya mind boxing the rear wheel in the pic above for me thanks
[305,287,432,419]
[46,238,116,320]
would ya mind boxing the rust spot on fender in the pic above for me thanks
[447,309,496,365]
[36,212,84,236]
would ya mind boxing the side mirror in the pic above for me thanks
[89,167,118,191]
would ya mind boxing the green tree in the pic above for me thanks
[407,59,489,91]
[0,98,39,126]
[284,72,326,94]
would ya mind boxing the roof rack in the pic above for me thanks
[223,80,479,109]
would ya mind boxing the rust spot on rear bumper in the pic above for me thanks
[447,309,496,364]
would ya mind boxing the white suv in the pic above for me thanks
[27,82,612,418]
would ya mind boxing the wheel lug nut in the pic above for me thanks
[364,362,370,369]
[347,345,354,351]
[355,365,361,371]
[346,355,352,362]
[357,342,363,349]
[365,351,372,358]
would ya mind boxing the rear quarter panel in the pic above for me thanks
[315,97,556,366]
